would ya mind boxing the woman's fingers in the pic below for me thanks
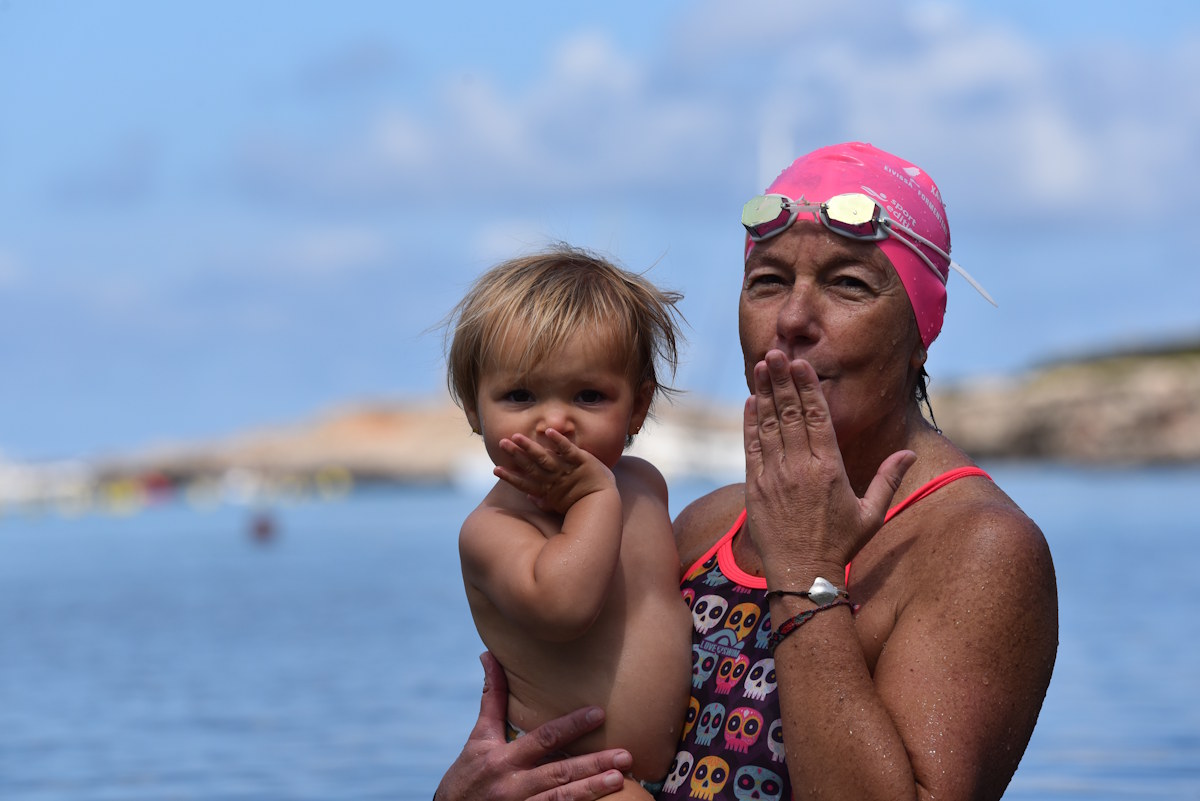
[509,708,632,801]
[437,653,629,801]
[472,652,510,741]
[752,350,828,458]
[743,396,762,478]
[516,706,607,767]
[786,356,836,457]
[477,652,623,774]
[860,449,917,529]
[751,354,785,457]
[526,760,628,801]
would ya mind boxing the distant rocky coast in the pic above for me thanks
[4,339,1197,514]
[98,338,1200,487]
[931,340,1200,465]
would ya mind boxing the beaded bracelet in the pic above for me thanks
[766,598,852,651]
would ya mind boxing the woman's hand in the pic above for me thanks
[434,653,632,801]
[743,350,914,583]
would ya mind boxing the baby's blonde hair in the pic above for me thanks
[445,244,684,416]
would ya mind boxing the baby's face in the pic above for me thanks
[467,326,650,470]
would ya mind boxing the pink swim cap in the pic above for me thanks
[751,142,952,348]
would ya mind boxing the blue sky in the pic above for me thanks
[2,1,1198,461]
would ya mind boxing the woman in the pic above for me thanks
[436,142,1058,801]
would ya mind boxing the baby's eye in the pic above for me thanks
[577,389,606,404]
[504,389,534,403]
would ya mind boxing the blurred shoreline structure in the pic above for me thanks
[3,341,1199,517]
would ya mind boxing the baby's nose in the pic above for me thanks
[538,404,575,436]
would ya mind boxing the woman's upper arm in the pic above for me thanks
[871,511,1058,798]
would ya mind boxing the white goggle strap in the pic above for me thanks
[886,220,997,307]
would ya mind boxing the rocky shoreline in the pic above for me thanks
[97,339,1200,482]
[4,341,1197,513]
[931,341,1200,465]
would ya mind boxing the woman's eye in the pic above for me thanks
[745,272,786,290]
[833,274,869,290]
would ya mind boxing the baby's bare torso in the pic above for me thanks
[462,462,692,782]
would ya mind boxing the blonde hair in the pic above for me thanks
[445,244,684,415]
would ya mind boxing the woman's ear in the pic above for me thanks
[910,343,928,373]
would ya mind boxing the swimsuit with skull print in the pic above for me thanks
[662,511,785,801]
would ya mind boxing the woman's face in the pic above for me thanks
[738,222,925,444]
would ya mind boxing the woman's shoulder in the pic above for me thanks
[956,478,1052,570]
[673,483,745,569]
[890,467,1053,597]
[904,437,1045,545]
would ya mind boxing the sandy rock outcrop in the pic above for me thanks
[933,350,1200,464]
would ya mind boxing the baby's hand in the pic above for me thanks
[494,430,616,515]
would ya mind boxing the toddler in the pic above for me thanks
[444,245,693,798]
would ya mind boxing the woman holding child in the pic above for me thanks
[437,142,1058,801]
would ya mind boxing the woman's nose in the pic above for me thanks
[776,284,820,343]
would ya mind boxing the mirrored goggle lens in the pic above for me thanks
[741,195,793,240]
[820,194,885,240]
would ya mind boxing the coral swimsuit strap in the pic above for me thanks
[685,466,993,590]
[883,465,992,523]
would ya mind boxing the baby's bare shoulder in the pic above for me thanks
[613,455,668,498]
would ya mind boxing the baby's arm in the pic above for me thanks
[460,429,624,641]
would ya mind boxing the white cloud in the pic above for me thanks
[227,0,1197,231]
[545,31,639,93]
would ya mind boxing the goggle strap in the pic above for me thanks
[949,261,998,307]
[886,221,951,262]
[879,229,949,285]
[887,220,997,306]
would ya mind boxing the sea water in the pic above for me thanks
[1,466,1198,800]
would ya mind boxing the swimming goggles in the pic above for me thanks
[742,193,995,305]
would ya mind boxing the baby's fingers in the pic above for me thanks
[493,464,540,495]
[542,429,590,467]
[503,433,546,459]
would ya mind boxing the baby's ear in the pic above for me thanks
[464,406,481,435]
[629,380,655,436]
